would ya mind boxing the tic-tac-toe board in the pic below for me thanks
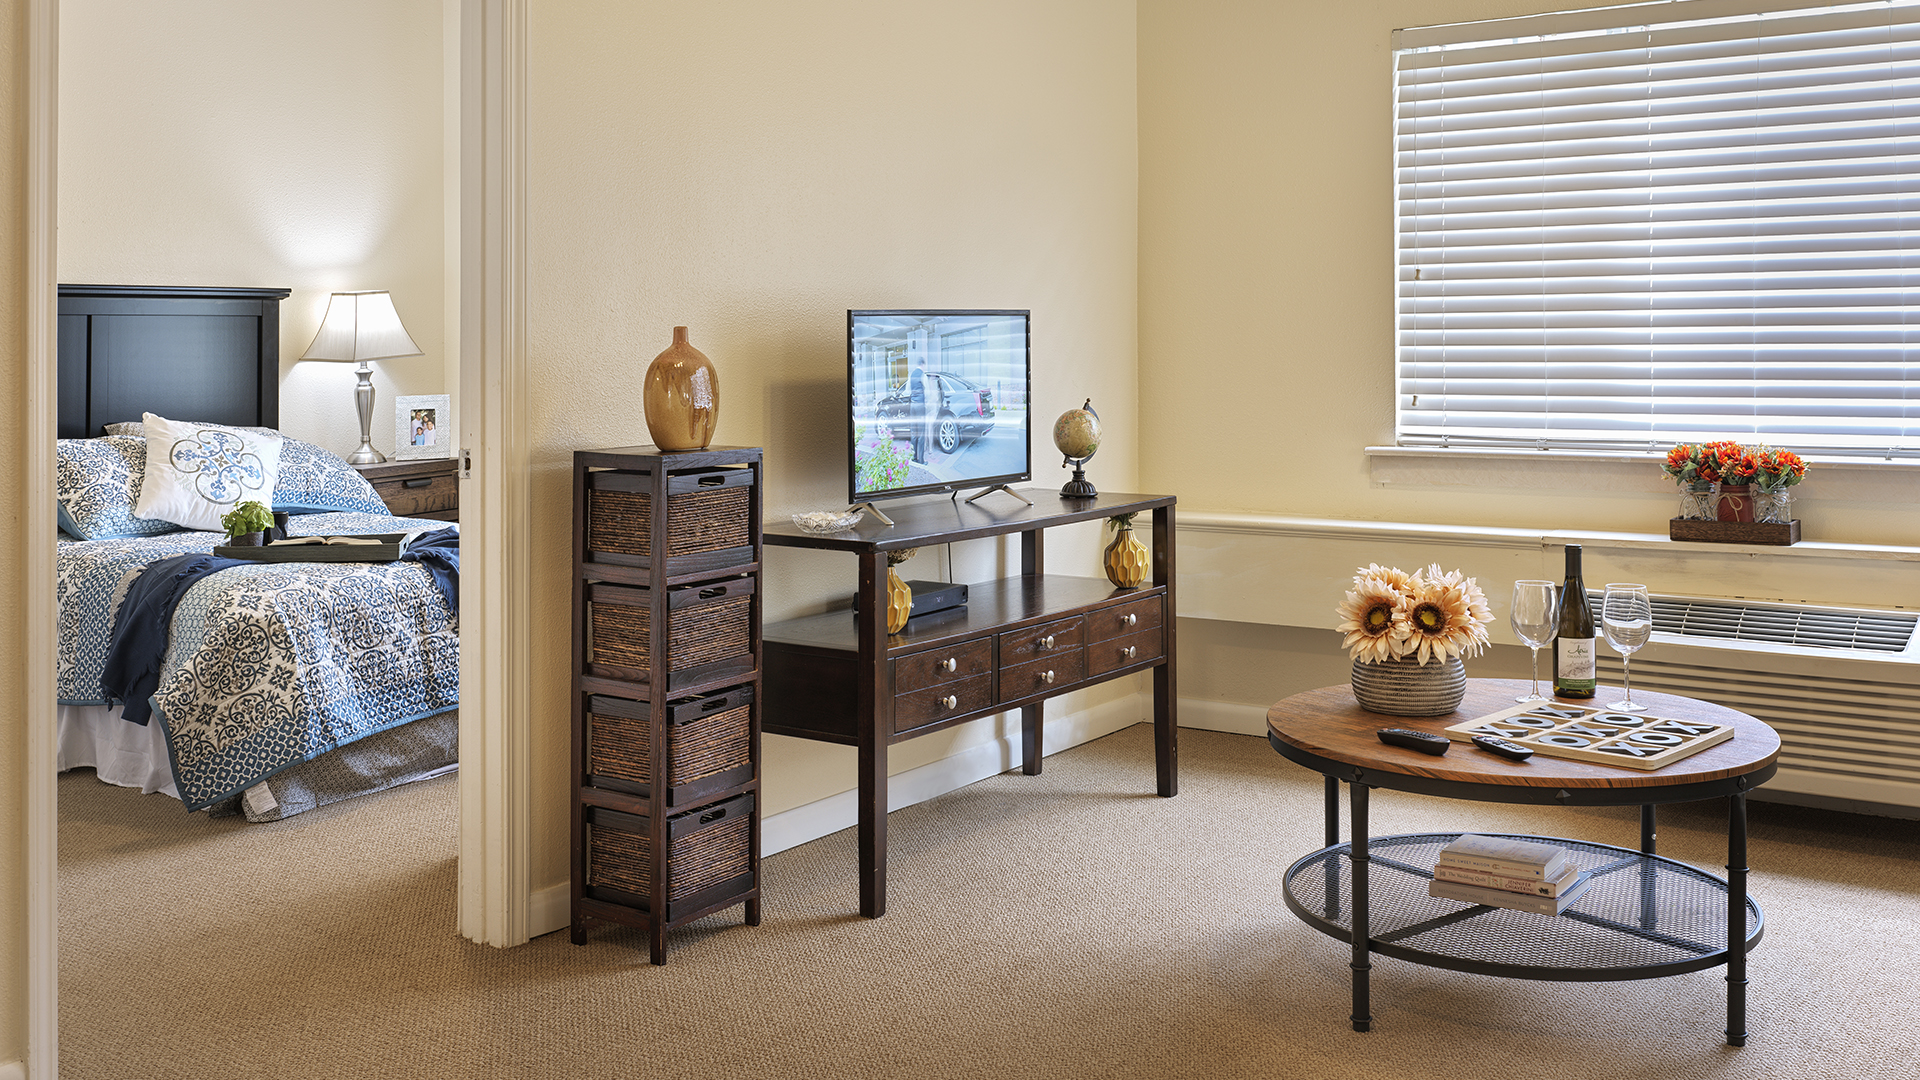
[1444,702,1736,771]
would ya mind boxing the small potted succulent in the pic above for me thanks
[220,499,276,546]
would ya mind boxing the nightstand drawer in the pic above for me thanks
[356,459,459,521]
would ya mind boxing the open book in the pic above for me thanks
[266,535,384,546]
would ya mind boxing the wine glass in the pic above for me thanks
[1602,583,1654,712]
[1509,580,1557,702]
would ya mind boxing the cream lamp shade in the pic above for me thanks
[300,290,424,465]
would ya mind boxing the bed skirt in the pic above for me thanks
[58,704,460,822]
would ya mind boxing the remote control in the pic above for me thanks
[1471,734,1535,761]
[1376,728,1451,755]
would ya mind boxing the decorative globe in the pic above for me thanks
[1052,399,1102,462]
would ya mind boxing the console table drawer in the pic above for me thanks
[894,638,993,695]
[1088,626,1165,676]
[1000,615,1083,665]
[895,673,993,733]
[998,650,1085,703]
[1088,595,1163,643]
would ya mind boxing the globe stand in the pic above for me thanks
[1060,456,1097,499]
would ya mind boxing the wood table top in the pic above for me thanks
[1268,678,1781,796]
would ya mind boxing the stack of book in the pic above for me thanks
[1427,834,1592,915]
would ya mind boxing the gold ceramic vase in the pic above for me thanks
[643,325,719,451]
[1103,517,1148,589]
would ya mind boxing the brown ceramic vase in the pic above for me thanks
[643,326,719,451]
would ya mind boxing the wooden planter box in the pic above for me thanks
[1669,518,1800,546]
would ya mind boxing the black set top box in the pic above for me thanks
[905,580,968,619]
[850,580,969,622]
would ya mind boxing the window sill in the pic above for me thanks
[1365,445,1920,502]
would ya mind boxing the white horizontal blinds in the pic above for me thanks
[1395,1,1920,453]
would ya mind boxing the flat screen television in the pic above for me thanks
[847,309,1031,505]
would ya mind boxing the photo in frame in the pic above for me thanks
[394,394,452,460]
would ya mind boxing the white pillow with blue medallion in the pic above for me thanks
[133,412,284,532]
[104,419,389,517]
[55,435,181,540]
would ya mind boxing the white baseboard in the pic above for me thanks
[526,692,1147,939]
[1,1059,25,1080]
[1177,696,1269,737]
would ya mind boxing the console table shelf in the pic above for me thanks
[763,489,1178,918]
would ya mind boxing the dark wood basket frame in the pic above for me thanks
[570,446,764,965]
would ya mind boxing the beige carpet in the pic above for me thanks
[58,725,1920,1079]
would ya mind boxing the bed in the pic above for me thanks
[55,284,460,821]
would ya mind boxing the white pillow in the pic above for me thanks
[133,412,284,531]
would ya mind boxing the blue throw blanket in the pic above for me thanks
[399,527,460,616]
[100,527,460,726]
[100,553,246,725]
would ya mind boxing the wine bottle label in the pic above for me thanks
[1556,637,1596,692]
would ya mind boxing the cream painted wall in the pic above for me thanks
[1137,0,1920,548]
[2,0,28,1063]
[57,0,452,454]
[527,0,1142,893]
[1139,0,1920,713]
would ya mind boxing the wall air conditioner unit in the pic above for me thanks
[1589,593,1920,817]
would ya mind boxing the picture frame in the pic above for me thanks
[394,394,452,460]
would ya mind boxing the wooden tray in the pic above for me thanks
[1669,517,1799,545]
[214,532,408,562]
[1444,700,1734,771]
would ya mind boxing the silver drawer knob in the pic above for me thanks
[1039,635,1055,651]
[1040,669,1055,684]
[940,694,958,709]
[1122,613,1138,627]
[938,657,957,673]
[1122,646,1137,659]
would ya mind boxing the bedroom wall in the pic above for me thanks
[2,0,26,1064]
[56,0,452,458]
[1138,0,1920,719]
[526,0,1142,898]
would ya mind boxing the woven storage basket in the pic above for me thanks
[589,581,753,674]
[588,794,754,908]
[587,483,750,560]
[588,687,754,801]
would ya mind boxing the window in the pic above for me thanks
[1395,0,1920,457]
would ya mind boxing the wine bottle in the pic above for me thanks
[1553,545,1596,699]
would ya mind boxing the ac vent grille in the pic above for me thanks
[1586,592,1916,655]
[1595,658,1920,789]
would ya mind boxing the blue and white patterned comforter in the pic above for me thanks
[57,512,459,810]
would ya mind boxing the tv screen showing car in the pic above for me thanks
[847,310,1031,504]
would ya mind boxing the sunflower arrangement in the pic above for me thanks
[1335,563,1493,666]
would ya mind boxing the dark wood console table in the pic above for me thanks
[763,490,1178,918]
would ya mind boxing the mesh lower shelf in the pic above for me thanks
[1283,832,1762,981]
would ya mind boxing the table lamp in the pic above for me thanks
[300,290,423,464]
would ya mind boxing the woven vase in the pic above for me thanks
[1350,655,1466,717]
[1103,523,1149,588]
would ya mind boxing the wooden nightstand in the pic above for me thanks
[354,458,459,522]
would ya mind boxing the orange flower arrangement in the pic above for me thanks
[1753,447,1807,492]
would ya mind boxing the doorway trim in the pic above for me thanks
[455,0,533,948]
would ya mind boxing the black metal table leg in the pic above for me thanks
[1638,804,1659,930]
[1322,775,1341,921]
[1349,780,1372,1033]
[1641,804,1657,854]
[1727,789,1749,1047]
[1325,775,1340,848]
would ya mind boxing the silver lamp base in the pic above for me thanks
[347,362,386,464]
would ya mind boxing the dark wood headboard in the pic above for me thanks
[57,284,293,439]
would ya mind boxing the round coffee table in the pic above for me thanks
[1267,678,1780,1046]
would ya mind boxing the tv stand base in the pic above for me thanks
[848,501,896,526]
[962,484,1033,507]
